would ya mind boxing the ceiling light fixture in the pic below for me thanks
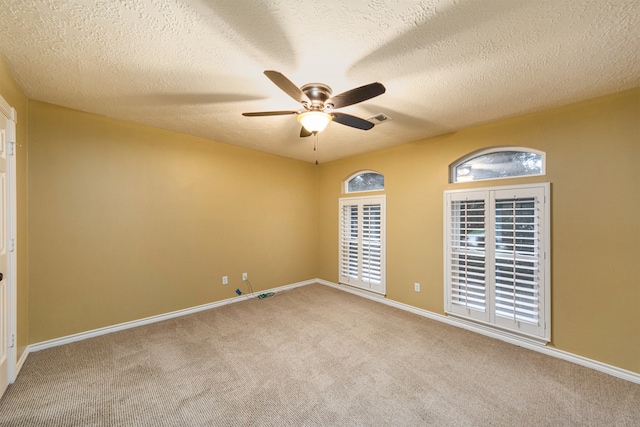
[297,111,332,133]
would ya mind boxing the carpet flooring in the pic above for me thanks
[0,283,638,426]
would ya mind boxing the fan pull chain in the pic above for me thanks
[314,132,319,165]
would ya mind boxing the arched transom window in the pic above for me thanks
[345,170,384,193]
[451,148,545,183]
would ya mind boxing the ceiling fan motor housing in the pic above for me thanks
[301,83,333,110]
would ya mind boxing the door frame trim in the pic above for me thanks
[0,94,17,384]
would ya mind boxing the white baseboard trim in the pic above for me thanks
[25,278,639,385]
[29,279,315,353]
[316,279,640,385]
[12,347,30,383]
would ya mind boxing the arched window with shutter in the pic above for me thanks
[340,170,385,295]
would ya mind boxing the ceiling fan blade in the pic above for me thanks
[264,70,311,105]
[242,110,299,116]
[331,113,375,130]
[300,126,313,138]
[326,82,386,109]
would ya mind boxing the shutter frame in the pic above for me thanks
[444,183,550,342]
[339,195,386,295]
[445,191,490,323]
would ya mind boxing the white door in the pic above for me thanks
[0,99,12,397]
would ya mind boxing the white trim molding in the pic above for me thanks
[15,347,29,377]
[0,94,18,387]
[0,96,15,122]
[316,279,640,385]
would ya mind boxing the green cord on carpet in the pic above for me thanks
[257,292,275,299]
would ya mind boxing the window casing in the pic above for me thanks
[451,148,545,183]
[444,183,550,342]
[339,195,386,295]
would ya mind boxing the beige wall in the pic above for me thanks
[27,101,318,342]
[317,88,640,374]
[0,56,29,361]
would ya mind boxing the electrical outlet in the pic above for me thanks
[222,276,228,285]
[414,282,421,292]
[242,272,248,281]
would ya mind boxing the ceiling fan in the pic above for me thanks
[243,70,386,137]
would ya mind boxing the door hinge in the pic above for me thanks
[10,334,15,348]
[8,141,15,156]
[9,238,15,252]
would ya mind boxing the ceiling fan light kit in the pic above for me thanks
[297,111,332,133]
[243,70,385,137]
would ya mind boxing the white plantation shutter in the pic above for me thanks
[340,204,359,280]
[339,196,385,294]
[445,184,550,342]
[446,194,490,323]
[362,203,382,284]
[491,187,547,337]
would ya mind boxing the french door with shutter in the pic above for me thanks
[444,183,550,342]
[339,195,385,295]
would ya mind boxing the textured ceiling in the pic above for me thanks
[0,0,638,163]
